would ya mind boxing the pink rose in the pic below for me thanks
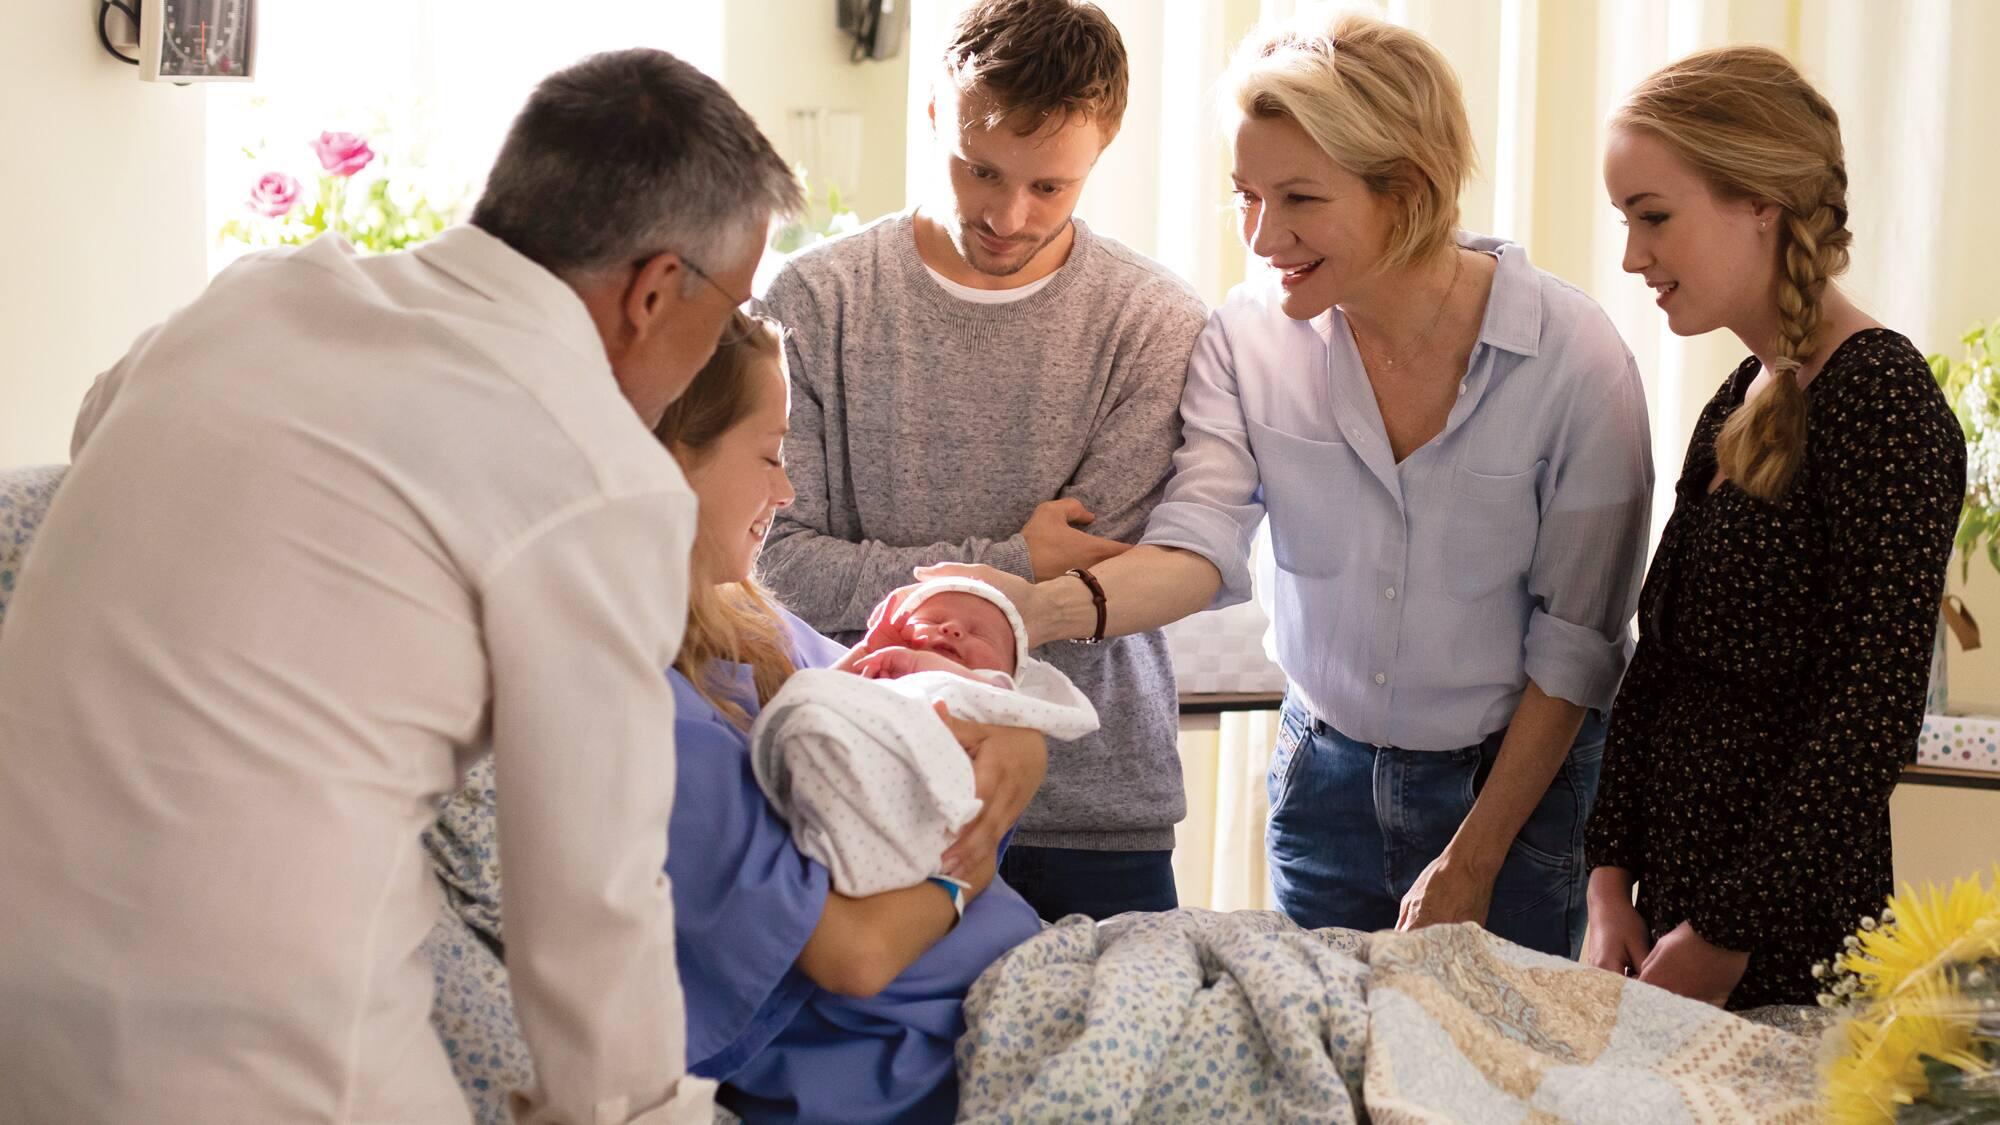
[312,131,375,177]
[248,172,302,218]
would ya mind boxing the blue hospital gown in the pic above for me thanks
[427,607,1040,1123]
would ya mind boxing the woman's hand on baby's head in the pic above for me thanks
[913,564,1032,611]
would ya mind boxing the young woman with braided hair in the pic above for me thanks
[1587,46,1965,1008]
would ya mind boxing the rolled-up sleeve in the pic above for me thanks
[1139,309,1266,607]
[481,488,713,1125]
[1522,337,1654,710]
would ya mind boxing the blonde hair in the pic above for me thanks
[1615,46,1851,500]
[1222,10,1475,273]
[654,310,798,728]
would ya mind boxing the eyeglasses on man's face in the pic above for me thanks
[681,255,754,309]
[632,250,755,348]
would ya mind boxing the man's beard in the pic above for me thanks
[954,219,1066,278]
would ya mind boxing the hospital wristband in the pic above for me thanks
[927,875,968,921]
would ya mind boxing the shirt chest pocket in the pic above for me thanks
[1445,461,1544,604]
[1248,418,1355,579]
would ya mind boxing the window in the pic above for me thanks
[204,1,721,274]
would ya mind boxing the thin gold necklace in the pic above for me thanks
[1351,250,1464,372]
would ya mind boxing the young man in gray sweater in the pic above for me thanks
[758,0,1207,922]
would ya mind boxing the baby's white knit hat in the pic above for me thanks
[895,576,1032,672]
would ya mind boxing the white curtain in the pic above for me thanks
[1173,710,1281,911]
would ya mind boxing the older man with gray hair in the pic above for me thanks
[0,49,797,1125]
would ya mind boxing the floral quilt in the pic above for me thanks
[957,912,1822,1123]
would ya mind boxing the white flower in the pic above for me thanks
[1959,374,2000,511]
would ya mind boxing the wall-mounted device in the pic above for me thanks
[837,0,905,63]
[142,0,255,81]
[97,0,257,83]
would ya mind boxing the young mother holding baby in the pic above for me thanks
[428,314,1045,1124]
[928,10,1652,958]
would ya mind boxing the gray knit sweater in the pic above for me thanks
[757,213,1207,850]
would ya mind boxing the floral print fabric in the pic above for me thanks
[959,912,1820,1123]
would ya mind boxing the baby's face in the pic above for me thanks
[902,593,1017,676]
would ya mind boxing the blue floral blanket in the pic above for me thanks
[955,911,1822,1123]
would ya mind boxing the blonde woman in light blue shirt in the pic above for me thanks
[919,10,1652,957]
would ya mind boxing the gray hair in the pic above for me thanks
[471,48,803,285]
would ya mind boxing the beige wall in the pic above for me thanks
[0,0,208,467]
[1893,782,2000,893]
[722,1,911,224]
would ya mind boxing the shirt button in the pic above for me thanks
[1457,382,1467,396]
[1384,586,1396,600]
[1374,672,1387,685]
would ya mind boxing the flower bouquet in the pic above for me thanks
[1817,867,2000,1122]
[218,129,458,255]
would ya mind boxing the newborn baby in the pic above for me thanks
[749,577,1098,898]
[836,587,1023,686]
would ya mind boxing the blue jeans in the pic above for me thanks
[998,845,1178,923]
[1266,695,1605,957]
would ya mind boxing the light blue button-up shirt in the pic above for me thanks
[1142,234,1653,751]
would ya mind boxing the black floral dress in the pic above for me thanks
[1585,328,1964,1008]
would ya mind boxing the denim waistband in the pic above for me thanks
[1283,690,1599,756]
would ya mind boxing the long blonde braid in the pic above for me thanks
[1616,46,1851,500]
[1717,200,1851,497]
